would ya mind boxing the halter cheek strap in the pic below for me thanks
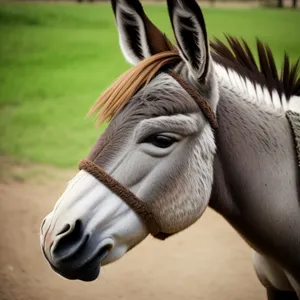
[167,70,218,130]
[79,72,218,240]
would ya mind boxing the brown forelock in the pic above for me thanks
[211,35,300,100]
[88,51,181,125]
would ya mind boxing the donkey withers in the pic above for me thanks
[40,0,300,298]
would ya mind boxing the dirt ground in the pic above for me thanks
[0,159,266,300]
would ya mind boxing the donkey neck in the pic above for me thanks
[209,84,300,279]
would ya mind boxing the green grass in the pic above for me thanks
[0,3,299,167]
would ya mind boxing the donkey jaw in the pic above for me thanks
[40,170,148,281]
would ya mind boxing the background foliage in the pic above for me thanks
[0,3,299,167]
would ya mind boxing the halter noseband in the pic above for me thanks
[79,71,218,240]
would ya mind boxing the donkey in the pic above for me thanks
[40,0,300,299]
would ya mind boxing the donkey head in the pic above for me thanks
[40,0,219,282]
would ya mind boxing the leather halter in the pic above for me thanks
[79,71,218,240]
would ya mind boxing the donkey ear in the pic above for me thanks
[167,0,210,81]
[111,0,174,65]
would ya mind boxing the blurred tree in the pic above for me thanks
[277,0,283,7]
[293,0,297,8]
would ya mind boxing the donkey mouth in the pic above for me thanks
[50,256,101,281]
[46,245,111,282]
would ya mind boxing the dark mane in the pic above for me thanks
[210,35,300,100]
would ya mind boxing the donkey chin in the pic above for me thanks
[43,242,113,282]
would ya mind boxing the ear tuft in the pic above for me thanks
[111,0,174,65]
[167,0,210,80]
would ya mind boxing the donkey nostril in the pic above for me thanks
[56,223,71,236]
[73,220,82,235]
[52,220,84,258]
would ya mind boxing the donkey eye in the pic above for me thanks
[144,134,177,149]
